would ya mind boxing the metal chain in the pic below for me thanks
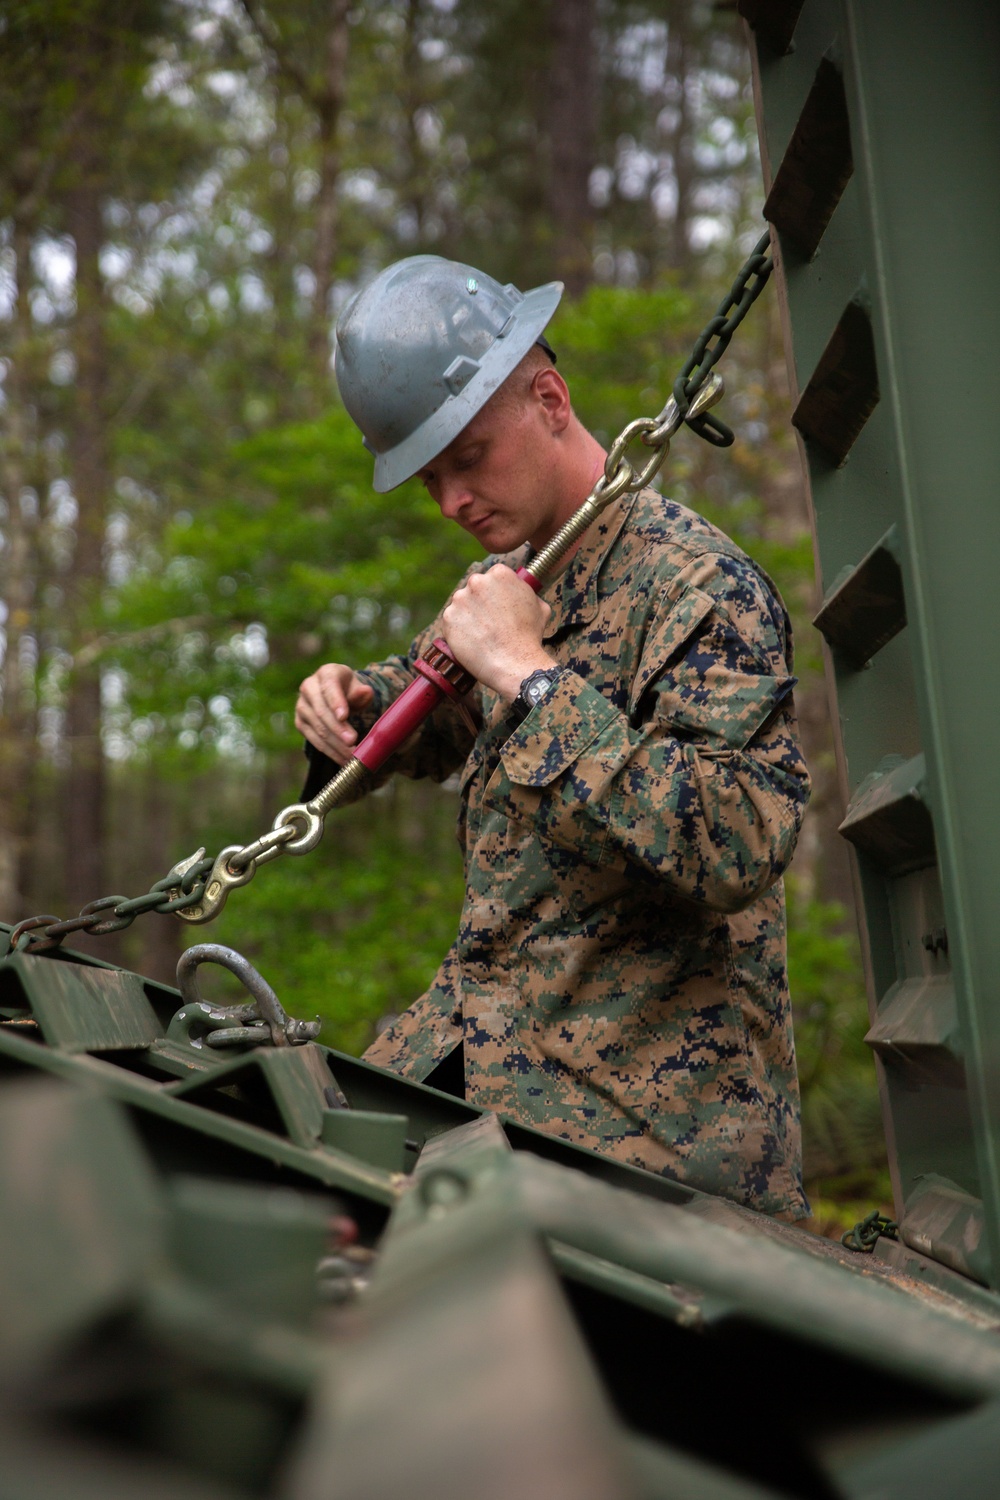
[6,229,775,957]
[671,228,774,448]
[841,1209,899,1253]
[6,852,215,956]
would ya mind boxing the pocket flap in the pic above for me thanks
[628,584,716,717]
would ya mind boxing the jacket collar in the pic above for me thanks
[537,486,636,639]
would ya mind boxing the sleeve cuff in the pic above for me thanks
[356,664,405,718]
[501,673,618,787]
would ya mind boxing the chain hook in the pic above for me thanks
[174,845,255,925]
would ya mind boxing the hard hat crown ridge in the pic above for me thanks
[334,255,563,492]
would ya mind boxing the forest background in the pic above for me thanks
[0,0,888,1230]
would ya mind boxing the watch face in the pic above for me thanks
[526,673,556,705]
[514,667,561,721]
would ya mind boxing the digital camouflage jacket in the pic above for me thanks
[303,487,811,1217]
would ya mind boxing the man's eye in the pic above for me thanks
[456,449,481,470]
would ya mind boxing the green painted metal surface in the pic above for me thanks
[3,926,1000,1494]
[744,0,1000,1294]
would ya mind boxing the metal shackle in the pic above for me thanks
[174,944,321,1048]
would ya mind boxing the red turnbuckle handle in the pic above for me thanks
[352,560,543,775]
[515,566,543,594]
[346,569,544,778]
[350,671,445,773]
[353,638,476,773]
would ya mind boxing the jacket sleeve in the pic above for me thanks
[487,552,811,914]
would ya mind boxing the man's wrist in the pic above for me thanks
[493,652,559,703]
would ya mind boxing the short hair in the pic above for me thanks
[483,343,558,421]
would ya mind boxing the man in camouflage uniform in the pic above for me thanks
[297,256,811,1218]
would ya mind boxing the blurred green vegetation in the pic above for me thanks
[785,881,892,1232]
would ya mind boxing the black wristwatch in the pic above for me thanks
[512,666,563,723]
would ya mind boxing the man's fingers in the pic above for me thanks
[346,677,375,710]
[296,664,373,760]
[295,706,353,765]
[295,697,344,755]
[314,664,349,717]
[437,558,557,697]
[314,667,373,719]
[298,678,345,739]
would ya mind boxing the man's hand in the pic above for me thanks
[441,565,557,701]
[295,663,374,765]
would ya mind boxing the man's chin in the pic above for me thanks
[469,519,527,554]
[467,517,503,548]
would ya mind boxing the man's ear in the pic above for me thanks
[531,366,572,435]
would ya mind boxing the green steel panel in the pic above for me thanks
[167,1043,339,1150]
[746,0,1000,1288]
[0,1078,164,1381]
[3,950,162,1051]
[844,0,1000,1278]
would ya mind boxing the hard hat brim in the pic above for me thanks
[371,279,564,493]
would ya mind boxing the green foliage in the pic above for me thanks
[0,0,206,226]
[785,879,891,1228]
[108,402,479,761]
[548,282,699,438]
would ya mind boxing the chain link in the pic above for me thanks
[841,1209,899,1254]
[592,227,773,507]
[592,365,730,517]
[6,855,215,956]
[671,229,774,447]
[6,229,775,954]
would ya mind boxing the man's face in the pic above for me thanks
[416,371,572,554]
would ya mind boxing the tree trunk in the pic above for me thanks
[0,216,39,921]
[308,0,350,398]
[63,167,110,925]
[401,0,427,245]
[663,11,696,273]
[548,0,598,297]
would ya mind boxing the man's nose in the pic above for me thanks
[436,474,473,520]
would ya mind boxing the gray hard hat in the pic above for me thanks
[334,255,563,492]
